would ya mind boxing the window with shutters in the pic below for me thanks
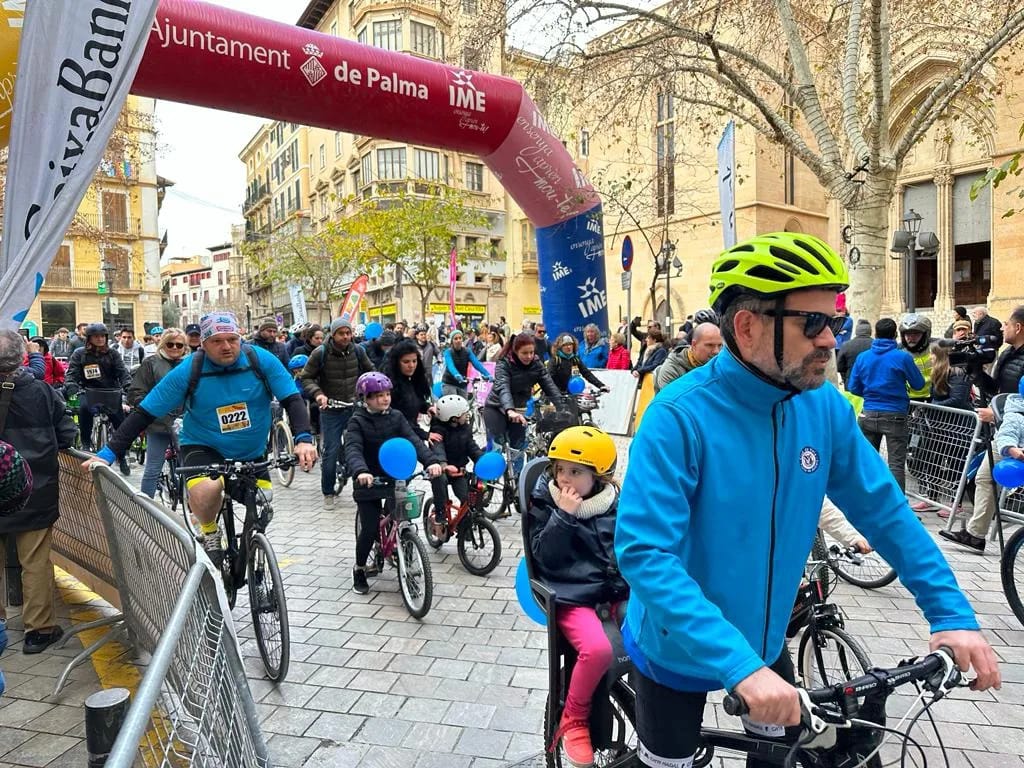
[411,21,437,57]
[102,190,128,234]
[465,162,484,192]
[48,244,72,287]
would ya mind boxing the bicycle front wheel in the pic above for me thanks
[397,529,433,619]
[457,516,501,576]
[93,420,108,453]
[247,532,290,682]
[819,529,897,589]
[272,421,295,487]
[797,626,871,689]
[1001,525,1024,629]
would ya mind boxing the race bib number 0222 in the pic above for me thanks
[216,403,251,433]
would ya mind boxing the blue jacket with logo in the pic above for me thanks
[846,338,925,412]
[616,347,978,693]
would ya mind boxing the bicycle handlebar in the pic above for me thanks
[722,647,960,718]
[322,398,355,409]
[178,455,299,479]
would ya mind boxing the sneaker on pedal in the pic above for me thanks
[352,566,369,594]
[555,713,594,768]
[201,530,224,568]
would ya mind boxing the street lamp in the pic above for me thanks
[655,241,682,327]
[890,208,939,313]
[101,260,117,327]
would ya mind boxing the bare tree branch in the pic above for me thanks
[868,0,892,166]
[894,7,1024,160]
[773,0,844,166]
[839,0,872,164]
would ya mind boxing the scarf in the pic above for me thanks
[547,479,617,520]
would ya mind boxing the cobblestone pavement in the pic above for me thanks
[0,435,1022,766]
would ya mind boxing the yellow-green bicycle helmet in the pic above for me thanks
[708,232,849,313]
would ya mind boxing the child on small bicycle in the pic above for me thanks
[344,372,442,594]
[528,425,627,768]
[427,394,485,539]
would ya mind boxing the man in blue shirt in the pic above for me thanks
[617,233,998,768]
[87,312,317,564]
[847,317,925,492]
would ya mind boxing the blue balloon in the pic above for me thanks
[993,458,1024,489]
[432,381,444,399]
[474,451,507,482]
[567,376,586,395]
[515,558,547,626]
[525,397,535,418]
[378,437,418,480]
[364,322,383,340]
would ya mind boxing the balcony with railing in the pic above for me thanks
[68,213,142,238]
[243,181,271,214]
[44,267,145,292]
[522,251,538,274]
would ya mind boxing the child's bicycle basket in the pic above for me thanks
[401,490,424,521]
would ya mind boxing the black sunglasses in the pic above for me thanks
[165,342,186,349]
[759,309,847,339]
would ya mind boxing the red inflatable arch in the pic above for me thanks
[133,0,609,335]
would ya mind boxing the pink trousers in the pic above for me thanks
[557,602,622,721]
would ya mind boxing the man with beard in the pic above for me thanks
[847,318,924,492]
[615,233,997,768]
[252,317,288,366]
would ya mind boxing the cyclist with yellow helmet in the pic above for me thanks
[615,232,999,768]
[528,425,628,768]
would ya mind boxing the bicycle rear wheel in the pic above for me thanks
[272,421,294,487]
[248,532,290,682]
[797,626,871,689]
[1001,525,1024,630]
[397,529,433,619]
[819,529,897,589]
[457,516,501,576]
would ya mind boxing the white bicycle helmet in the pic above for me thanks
[437,394,470,422]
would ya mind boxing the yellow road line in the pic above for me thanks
[54,567,140,690]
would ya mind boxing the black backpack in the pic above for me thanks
[183,347,272,408]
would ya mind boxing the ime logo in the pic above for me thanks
[449,70,486,113]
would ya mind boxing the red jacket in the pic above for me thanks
[607,346,631,370]
[42,354,66,386]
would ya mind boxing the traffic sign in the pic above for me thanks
[621,235,634,272]
[621,272,632,290]
[97,281,107,295]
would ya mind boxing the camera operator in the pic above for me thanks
[941,305,1024,553]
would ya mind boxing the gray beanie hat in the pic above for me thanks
[330,318,353,334]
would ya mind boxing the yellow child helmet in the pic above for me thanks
[708,232,849,313]
[547,426,617,476]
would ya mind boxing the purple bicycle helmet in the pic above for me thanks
[356,371,393,396]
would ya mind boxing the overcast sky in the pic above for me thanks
[155,0,310,262]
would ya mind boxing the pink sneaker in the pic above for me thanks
[552,713,594,768]
[910,500,936,512]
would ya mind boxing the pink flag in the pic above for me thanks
[448,246,458,329]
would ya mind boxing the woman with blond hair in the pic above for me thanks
[128,328,189,498]
[606,333,631,370]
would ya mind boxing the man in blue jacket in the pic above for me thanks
[846,317,925,492]
[616,232,999,768]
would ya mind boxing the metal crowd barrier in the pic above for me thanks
[91,465,270,768]
[50,449,126,695]
[905,402,983,527]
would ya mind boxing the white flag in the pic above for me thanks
[717,120,737,250]
[0,0,158,328]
